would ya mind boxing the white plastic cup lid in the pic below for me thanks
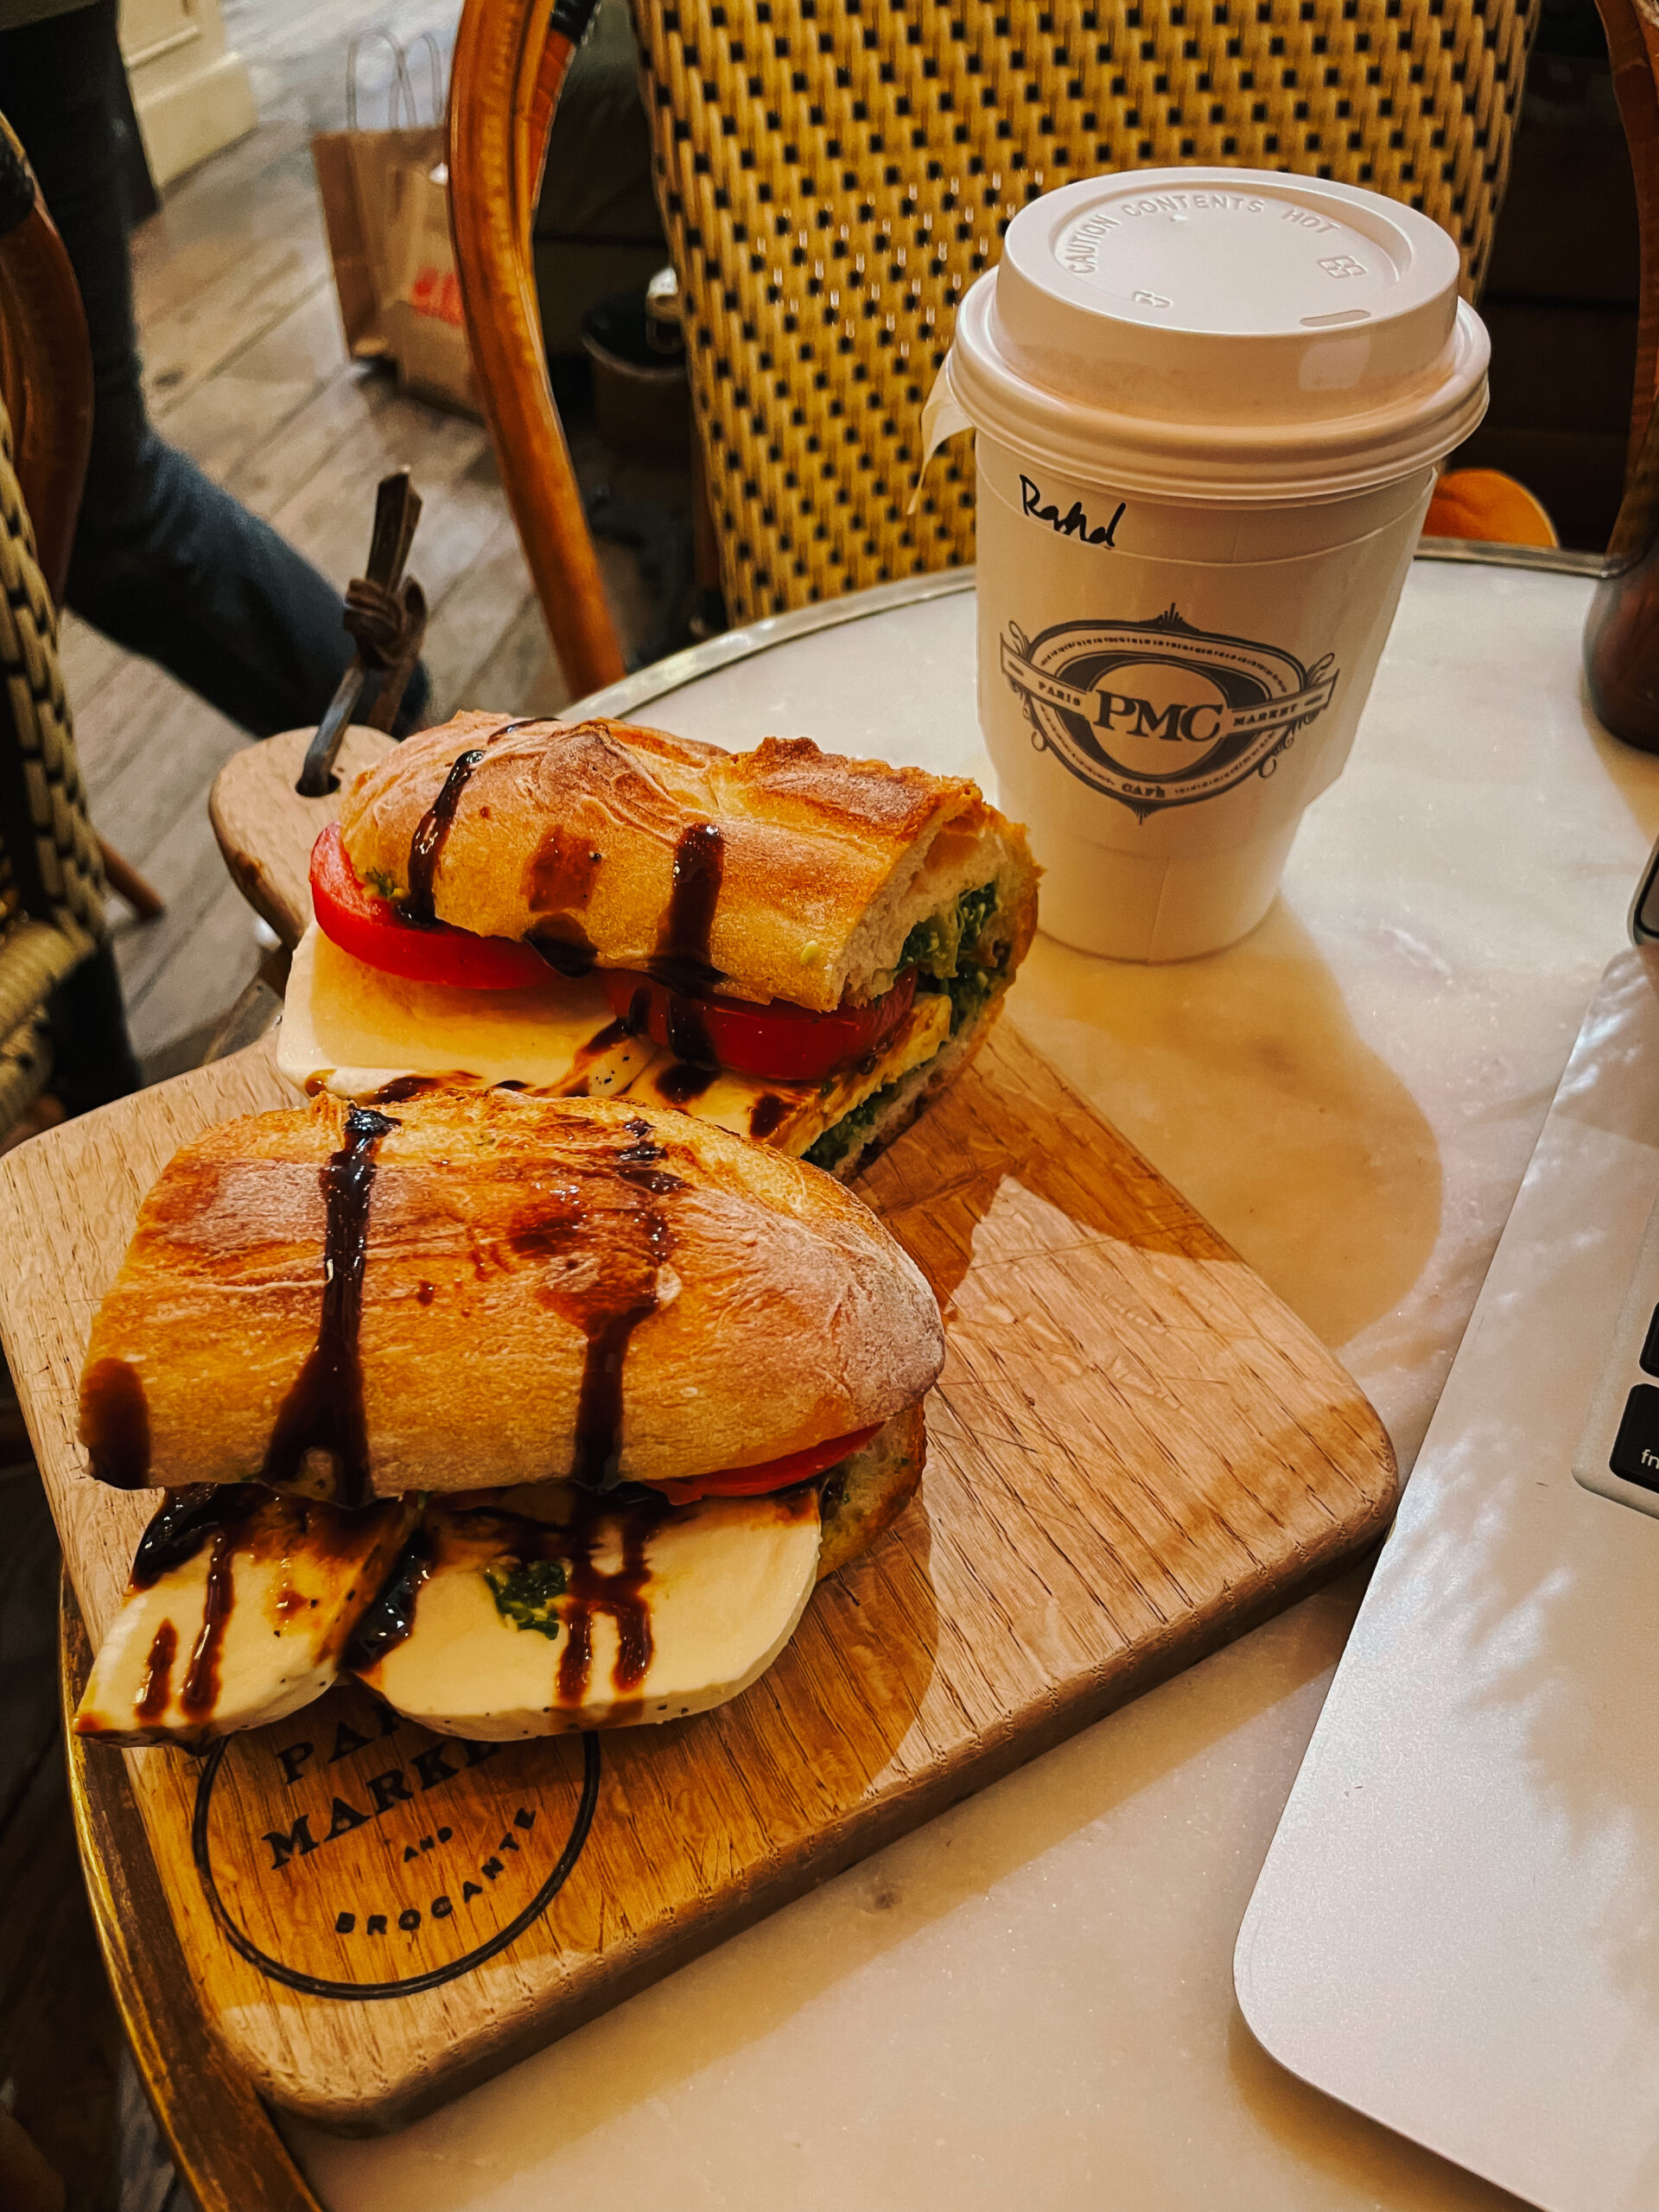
[939,168,1489,501]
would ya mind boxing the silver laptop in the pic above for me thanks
[1236,843,1659,2212]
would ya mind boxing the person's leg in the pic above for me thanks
[0,3,429,738]
[47,943,143,1110]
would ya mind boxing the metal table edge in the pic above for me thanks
[571,569,976,722]
[569,543,1604,722]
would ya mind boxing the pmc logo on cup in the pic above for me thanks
[1001,607,1338,818]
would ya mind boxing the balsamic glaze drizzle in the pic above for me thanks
[370,1074,438,1105]
[663,990,716,1067]
[556,1488,671,1703]
[614,1165,684,1196]
[655,1062,716,1107]
[82,1357,153,1490]
[349,1491,672,1701]
[400,748,486,925]
[654,823,726,988]
[521,1118,672,1492]
[395,720,535,927]
[180,1529,237,1719]
[645,823,727,1066]
[135,1621,176,1725]
[613,1121,681,1179]
[530,926,599,979]
[571,1272,664,1489]
[261,1105,397,1506]
[130,1484,263,1589]
[343,1526,433,1669]
[581,1014,635,1056]
[748,1093,788,1140]
[512,1119,678,1495]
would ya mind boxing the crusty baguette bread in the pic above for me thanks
[337,711,1038,1012]
[817,1401,925,1580]
[79,1091,944,1499]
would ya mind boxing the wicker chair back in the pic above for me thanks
[0,397,109,1134]
[631,0,1537,620]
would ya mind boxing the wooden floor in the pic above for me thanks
[71,0,667,1081]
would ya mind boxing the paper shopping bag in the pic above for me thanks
[311,32,446,365]
[384,158,480,416]
[312,123,444,363]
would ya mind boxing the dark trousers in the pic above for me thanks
[0,0,364,738]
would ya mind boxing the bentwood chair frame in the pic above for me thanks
[449,0,1541,654]
[449,0,632,695]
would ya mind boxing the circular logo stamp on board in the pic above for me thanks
[191,1683,599,2000]
[1000,607,1338,819]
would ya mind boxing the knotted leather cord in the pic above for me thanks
[344,575,415,667]
[344,572,429,734]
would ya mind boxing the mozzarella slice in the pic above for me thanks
[277,925,661,1101]
[626,989,954,1154]
[353,1484,823,1737]
[278,925,953,1156]
[76,1491,415,1746]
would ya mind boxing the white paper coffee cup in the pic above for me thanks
[925,168,1490,962]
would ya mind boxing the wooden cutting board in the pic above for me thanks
[0,729,1397,2133]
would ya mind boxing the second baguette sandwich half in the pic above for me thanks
[281,712,1038,1179]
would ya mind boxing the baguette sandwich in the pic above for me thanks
[75,1088,943,1747]
[278,712,1038,1179]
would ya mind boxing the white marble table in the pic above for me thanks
[292,553,1653,2212]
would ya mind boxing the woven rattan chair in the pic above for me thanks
[638,0,1546,619]
[0,410,92,1143]
[0,121,145,1143]
[451,0,1540,641]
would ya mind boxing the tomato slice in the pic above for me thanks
[308,823,549,991]
[601,969,916,1082]
[647,1424,881,1505]
[309,821,918,1059]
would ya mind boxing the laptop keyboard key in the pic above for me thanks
[1641,1306,1659,1377]
[1611,1385,1659,1491]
